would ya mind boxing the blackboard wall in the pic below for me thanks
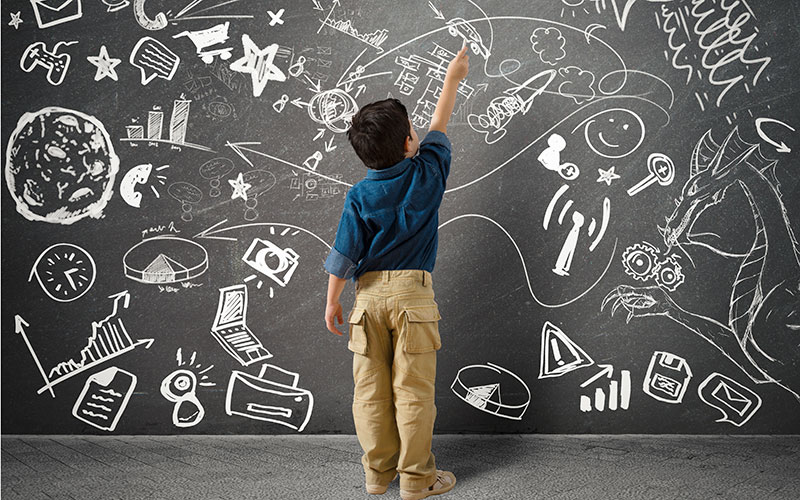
[3,0,799,434]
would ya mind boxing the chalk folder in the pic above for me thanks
[225,364,313,432]
[30,0,83,29]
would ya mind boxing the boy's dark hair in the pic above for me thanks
[347,98,411,169]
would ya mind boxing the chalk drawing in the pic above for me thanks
[446,17,490,59]
[9,11,23,29]
[31,0,82,29]
[173,22,233,64]
[199,157,234,197]
[698,372,762,427]
[122,99,214,152]
[124,236,208,284]
[229,35,287,97]
[211,285,272,366]
[627,153,674,197]
[160,348,215,428]
[20,41,78,86]
[86,45,122,82]
[168,182,203,222]
[130,37,180,85]
[451,362,530,420]
[643,351,692,404]
[538,321,594,379]
[29,243,96,303]
[5,107,119,224]
[579,364,631,412]
[73,366,136,432]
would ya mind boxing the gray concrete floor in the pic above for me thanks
[2,435,799,499]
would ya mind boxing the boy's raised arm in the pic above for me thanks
[429,44,469,135]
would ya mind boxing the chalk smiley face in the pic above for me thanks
[574,108,645,159]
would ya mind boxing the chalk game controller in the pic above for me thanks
[20,42,71,86]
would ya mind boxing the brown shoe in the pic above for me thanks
[366,472,398,495]
[399,470,456,500]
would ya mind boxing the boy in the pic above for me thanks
[323,45,469,499]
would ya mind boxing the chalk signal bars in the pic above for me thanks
[122,99,214,152]
[579,365,631,413]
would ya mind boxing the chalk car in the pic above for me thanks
[446,17,491,59]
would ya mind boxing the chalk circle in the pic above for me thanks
[572,108,645,159]
[124,236,208,284]
[498,59,521,76]
[5,107,119,224]
[307,89,358,133]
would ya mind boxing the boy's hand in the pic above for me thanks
[446,45,469,82]
[325,301,345,335]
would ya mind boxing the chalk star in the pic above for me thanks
[87,45,122,82]
[229,34,287,97]
[597,166,620,186]
[9,11,22,29]
[229,173,252,201]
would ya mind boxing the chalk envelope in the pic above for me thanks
[225,364,313,432]
[30,0,83,29]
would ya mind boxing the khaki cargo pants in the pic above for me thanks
[348,269,441,491]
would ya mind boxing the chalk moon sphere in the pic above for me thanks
[5,107,119,224]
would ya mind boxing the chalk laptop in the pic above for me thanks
[211,284,272,366]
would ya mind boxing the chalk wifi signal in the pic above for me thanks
[538,321,594,379]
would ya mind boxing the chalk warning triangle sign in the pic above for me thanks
[538,321,594,379]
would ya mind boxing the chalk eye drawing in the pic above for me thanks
[643,351,692,404]
[537,134,580,181]
[120,164,169,208]
[228,172,251,201]
[755,117,794,154]
[168,182,203,222]
[124,236,208,284]
[226,363,314,432]
[241,169,277,221]
[393,43,475,129]
[603,127,800,402]
[579,364,631,413]
[173,22,233,64]
[29,243,96,303]
[160,348,216,428]
[557,66,596,105]
[543,185,611,276]
[9,11,23,29]
[451,362,530,420]
[468,70,557,144]
[242,238,300,289]
[698,373,762,427]
[596,166,620,186]
[627,153,675,196]
[212,285,272,366]
[571,108,645,159]
[267,8,285,26]
[538,321,594,379]
[530,27,566,65]
[86,45,122,82]
[15,291,154,397]
[5,107,119,225]
[122,99,214,153]
[30,0,82,29]
[72,366,136,432]
[317,0,388,53]
[199,157,234,198]
[655,0,770,110]
[130,37,180,85]
[446,17,490,59]
[20,41,78,86]
[101,0,129,13]
[229,35,287,98]
[288,171,343,202]
[620,242,684,292]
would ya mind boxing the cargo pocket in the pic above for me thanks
[402,305,442,353]
[347,308,368,355]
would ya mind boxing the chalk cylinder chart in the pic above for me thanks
[2,0,799,434]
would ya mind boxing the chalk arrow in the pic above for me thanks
[311,0,324,11]
[313,128,325,141]
[355,84,367,98]
[580,364,614,388]
[15,315,55,398]
[304,74,321,93]
[291,98,309,108]
[325,137,337,152]
[756,117,795,153]
[428,1,444,20]
[475,83,489,93]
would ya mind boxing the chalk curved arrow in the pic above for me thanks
[756,117,795,153]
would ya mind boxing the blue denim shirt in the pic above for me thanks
[324,130,452,280]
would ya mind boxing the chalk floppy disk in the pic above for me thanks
[643,351,692,404]
[451,362,530,420]
[123,236,208,284]
[225,364,314,432]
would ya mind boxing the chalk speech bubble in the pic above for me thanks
[130,36,180,85]
[697,373,762,427]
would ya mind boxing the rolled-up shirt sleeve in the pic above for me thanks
[417,130,452,186]
[324,199,367,279]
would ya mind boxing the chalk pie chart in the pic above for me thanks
[451,362,531,420]
[123,236,208,284]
